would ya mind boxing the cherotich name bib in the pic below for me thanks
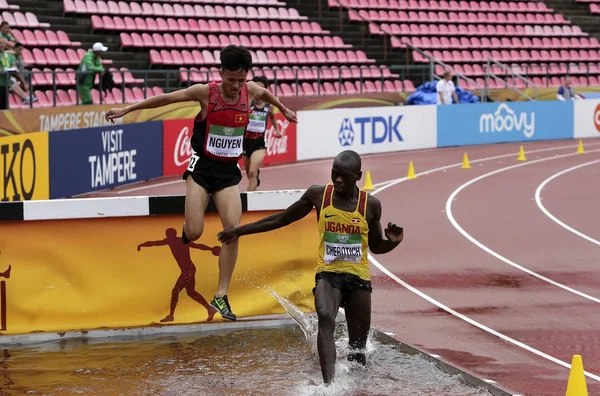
[323,230,363,264]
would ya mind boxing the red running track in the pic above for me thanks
[80,138,600,396]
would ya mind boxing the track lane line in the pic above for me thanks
[365,145,600,384]
[446,149,600,304]
[116,141,600,194]
[535,159,600,247]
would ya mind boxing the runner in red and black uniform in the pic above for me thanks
[242,76,281,191]
[105,45,298,321]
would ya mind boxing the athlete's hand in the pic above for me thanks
[281,107,297,123]
[137,245,142,251]
[105,107,128,124]
[275,126,282,138]
[384,222,403,243]
[217,227,240,245]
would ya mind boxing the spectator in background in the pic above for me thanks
[77,42,107,105]
[0,39,36,106]
[0,21,15,49]
[0,37,9,109]
[436,71,459,105]
[557,76,576,101]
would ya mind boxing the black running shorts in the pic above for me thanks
[313,271,373,308]
[242,137,266,158]
[182,152,242,195]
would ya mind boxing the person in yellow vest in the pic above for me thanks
[217,149,404,384]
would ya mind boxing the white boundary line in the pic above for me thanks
[366,143,600,383]
[446,149,600,304]
[535,159,600,247]
[114,141,600,195]
[114,148,447,194]
[368,255,600,382]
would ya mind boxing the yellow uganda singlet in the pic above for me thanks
[316,184,371,281]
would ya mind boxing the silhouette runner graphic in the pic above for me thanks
[0,252,10,279]
[137,228,219,322]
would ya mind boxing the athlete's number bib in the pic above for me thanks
[247,112,268,134]
[187,152,199,172]
[206,124,245,158]
[323,232,363,264]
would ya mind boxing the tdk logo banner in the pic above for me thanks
[297,105,438,161]
[338,116,403,147]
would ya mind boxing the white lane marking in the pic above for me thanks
[367,255,600,382]
[367,144,600,382]
[446,149,600,304]
[535,159,600,247]
[115,141,600,194]
[114,147,449,194]
[372,141,600,195]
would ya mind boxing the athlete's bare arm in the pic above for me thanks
[268,102,281,136]
[105,84,210,123]
[247,81,298,123]
[137,239,167,251]
[217,185,324,244]
[366,196,404,254]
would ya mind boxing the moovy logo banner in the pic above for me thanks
[479,103,535,138]
[437,101,573,147]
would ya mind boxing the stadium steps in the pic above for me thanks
[281,0,424,90]
[543,0,600,39]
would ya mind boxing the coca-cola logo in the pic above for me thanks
[174,126,194,166]
[266,119,288,156]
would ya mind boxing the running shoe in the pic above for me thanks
[210,295,237,321]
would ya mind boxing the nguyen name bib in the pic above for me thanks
[206,124,245,158]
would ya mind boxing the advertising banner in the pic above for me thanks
[0,211,318,335]
[49,121,163,198]
[0,92,404,136]
[0,131,49,201]
[437,101,575,147]
[162,118,195,177]
[260,109,297,166]
[296,105,437,161]
[163,112,297,176]
[574,99,600,139]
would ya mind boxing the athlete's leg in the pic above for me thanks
[210,184,242,320]
[242,154,251,181]
[314,278,343,384]
[343,288,371,365]
[246,149,266,192]
[183,176,210,242]
[185,276,217,321]
[160,274,187,322]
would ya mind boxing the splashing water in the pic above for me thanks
[268,290,318,354]
[267,290,493,396]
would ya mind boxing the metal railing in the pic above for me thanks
[404,42,489,101]
[0,64,429,110]
[315,0,488,98]
[485,58,538,101]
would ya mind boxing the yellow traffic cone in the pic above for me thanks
[461,153,471,169]
[362,170,373,190]
[517,145,527,161]
[406,161,417,179]
[577,140,585,154]
[566,355,588,396]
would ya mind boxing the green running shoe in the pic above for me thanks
[209,295,237,321]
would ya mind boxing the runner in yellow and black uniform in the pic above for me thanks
[217,150,404,385]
